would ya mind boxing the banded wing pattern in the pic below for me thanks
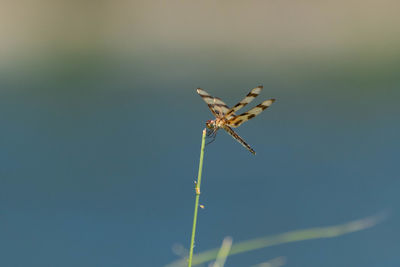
[224,85,263,120]
[213,97,230,116]
[227,98,275,127]
[196,88,230,117]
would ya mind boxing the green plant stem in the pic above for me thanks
[188,128,207,267]
[213,236,233,267]
[167,212,386,267]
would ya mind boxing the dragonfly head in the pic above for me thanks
[205,120,216,129]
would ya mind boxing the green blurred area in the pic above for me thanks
[2,0,399,88]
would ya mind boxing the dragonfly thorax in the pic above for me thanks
[206,118,226,129]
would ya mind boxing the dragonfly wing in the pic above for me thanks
[197,88,230,117]
[227,98,275,127]
[224,85,263,120]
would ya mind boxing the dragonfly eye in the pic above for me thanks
[206,120,214,129]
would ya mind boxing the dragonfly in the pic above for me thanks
[196,85,275,155]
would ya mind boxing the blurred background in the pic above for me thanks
[0,0,399,266]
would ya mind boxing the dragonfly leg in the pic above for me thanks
[206,129,218,145]
[206,128,213,137]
